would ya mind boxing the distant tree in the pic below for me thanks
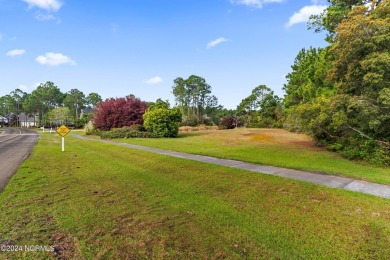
[22,94,40,126]
[86,92,102,108]
[48,107,71,126]
[147,98,170,110]
[283,47,334,108]
[93,97,148,131]
[0,95,16,125]
[237,85,282,127]
[32,81,64,126]
[172,77,187,112]
[10,89,27,127]
[172,75,218,124]
[64,89,86,127]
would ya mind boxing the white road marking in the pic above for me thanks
[0,135,20,143]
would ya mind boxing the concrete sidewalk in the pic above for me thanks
[72,135,390,199]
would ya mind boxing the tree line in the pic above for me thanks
[283,0,390,165]
[0,81,102,127]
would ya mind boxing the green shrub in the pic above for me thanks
[202,117,215,126]
[143,106,182,138]
[283,96,390,166]
[250,116,282,128]
[98,128,156,139]
[126,124,146,132]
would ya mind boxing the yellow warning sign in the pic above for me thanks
[56,125,71,137]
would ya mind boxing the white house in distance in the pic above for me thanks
[19,113,37,127]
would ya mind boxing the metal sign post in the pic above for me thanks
[56,125,71,152]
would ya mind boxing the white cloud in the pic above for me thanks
[207,37,229,49]
[35,13,61,23]
[36,52,75,66]
[6,49,26,57]
[35,13,56,21]
[230,0,284,8]
[286,5,327,28]
[23,0,62,12]
[145,76,163,85]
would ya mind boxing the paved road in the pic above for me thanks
[0,128,39,191]
[73,134,390,199]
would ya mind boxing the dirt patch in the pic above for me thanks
[51,233,78,259]
[243,129,323,150]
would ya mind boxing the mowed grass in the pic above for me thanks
[0,134,389,259]
[100,128,390,185]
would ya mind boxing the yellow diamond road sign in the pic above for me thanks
[56,125,71,137]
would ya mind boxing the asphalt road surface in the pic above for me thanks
[0,128,39,191]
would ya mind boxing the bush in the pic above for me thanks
[84,121,98,135]
[143,106,182,138]
[181,115,199,127]
[126,124,146,132]
[247,116,283,129]
[283,96,390,166]
[98,128,155,139]
[202,117,215,126]
[219,116,240,129]
[93,97,148,131]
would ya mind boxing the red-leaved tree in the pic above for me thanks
[93,97,148,131]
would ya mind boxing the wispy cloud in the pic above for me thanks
[145,76,163,85]
[35,12,55,20]
[6,49,26,57]
[230,0,284,9]
[286,5,327,28]
[207,37,229,49]
[22,0,62,12]
[36,52,75,66]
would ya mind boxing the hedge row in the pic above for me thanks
[97,128,159,139]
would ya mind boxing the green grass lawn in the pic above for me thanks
[94,128,390,185]
[0,133,389,259]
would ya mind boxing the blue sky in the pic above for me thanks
[0,0,328,109]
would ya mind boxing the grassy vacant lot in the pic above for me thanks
[104,128,390,185]
[0,133,389,259]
